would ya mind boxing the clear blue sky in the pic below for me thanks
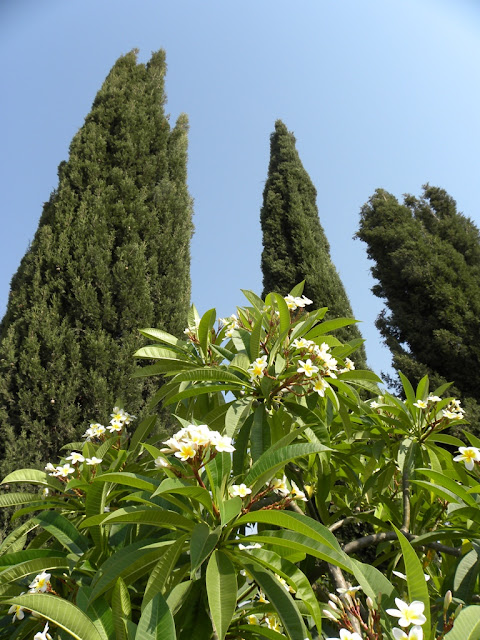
[1,0,480,382]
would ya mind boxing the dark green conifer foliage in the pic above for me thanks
[260,120,367,368]
[357,185,480,435]
[0,50,193,476]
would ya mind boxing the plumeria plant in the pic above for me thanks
[0,284,479,639]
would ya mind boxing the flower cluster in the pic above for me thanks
[442,398,465,421]
[270,475,308,501]
[161,424,235,462]
[294,339,342,396]
[284,294,313,311]
[82,407,136,440]
[220,314,240,339]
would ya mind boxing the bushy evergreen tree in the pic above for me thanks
[0,49,193,476]
[357,184,480,434]
[260,120,367,368]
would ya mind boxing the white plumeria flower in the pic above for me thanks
[392,570,430,582]
[248,355,268,380]
[313,377,327,397]
[290,481,307,501]
[111,408,126,422]
[284,294,299,310]
[229,483,252,497]
[85,457,103,465]
[292,338,313,349]
[336,585,362,596]
[66,452,85,464]
[413,400,428,409]
[45,462,56,473]
[443,409,462,420]
[265,614,282,632]
[271,475,289,497]
[370,400,380,409]
[211,433,235,453]
[326,630,362,640]
[154,456,170,468]
[386,599,427,627]
[107,419,123,433]
[8,594,26,622]
[187,424,212,447]
[392,626,424,640]
[453,446,480,471]
[174,441,198,461]
[297,358,319,377]
[342,357,355,371]
[295,294,313,307]
[34,622,53,640]
[29,571,51,593]
[247,614,258,625]
[427,395,442,402]
[54,464,75,477]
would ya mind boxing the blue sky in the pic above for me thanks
[1,0,480,383]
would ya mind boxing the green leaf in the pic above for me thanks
[93,472,160,493]
[82,506,195,532]
[0,469,63,490]
[399,371,416,407]
[136,591,176,640]
[76,587,115,640]
[243,547,323,632]
[0,492,43,508]
[128,415,157,453]
[249,315,264,361]
[170,367,245,384]
[393,526,431,636]
[244,442,331,494]
[89,540,173,603]
[152,478,214,515]
[143,535,188,609]
[33,511,90,556]
[190,523,221,573]
[139,328,188,348]
[305,317,358,339]
[219,497,242,526]
[251,403,270,463]
[233,510,342,551]
[443,606,480,639]
[164,383,245,406]
[245,530,351,572]
[112,577,131,640]
[241,558,307,640]
[241,289,266,311]
[272,293,291,335]
[454,545,480,604]
[0,593,102,640]
[415,469,478,507]
[225,398,252,438]
[351,558,398,609]
[206,550,237,640]
[198,308,216,358]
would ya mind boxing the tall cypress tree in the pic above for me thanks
[0,50,193,476]
[260,120,367,368]
[357,184,480,434]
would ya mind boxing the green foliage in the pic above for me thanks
[0,49,193,483]
[0,288,479,638]
[260,120,367,368]
[357,184,480,436]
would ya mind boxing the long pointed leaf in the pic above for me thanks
[206,550,237,640]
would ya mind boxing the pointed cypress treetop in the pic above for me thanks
[0,49,193,478]
[260,120,367,367]
[357,184,480,434]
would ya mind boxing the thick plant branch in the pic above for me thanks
[401,465,411,533]
[342,530,461,557]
